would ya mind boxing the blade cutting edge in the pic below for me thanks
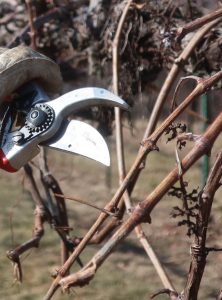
[44,120,110,166]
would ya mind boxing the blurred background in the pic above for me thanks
[0,1,222,299]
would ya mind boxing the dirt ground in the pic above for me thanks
[0,120,221,300]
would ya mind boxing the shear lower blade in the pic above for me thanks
[44,120,110,166]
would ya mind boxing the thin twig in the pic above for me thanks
[8,7,62,48]
[39,148,70,267]
[54,193,118,217]
[144,17,222,139]
[25,0,37,49]
[7,205,45,283]
[89,199,125,244]
[8,164,48,282]
[150,288,179,300]
[24,164,78,264]
[112,0,174,291]
[176,7,222,44]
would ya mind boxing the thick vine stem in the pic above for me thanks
[125,17,222,197]
[55,112,222,291]
[44,68,222,299]
[183,150,222,300]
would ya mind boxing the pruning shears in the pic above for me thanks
[0,82,129,172]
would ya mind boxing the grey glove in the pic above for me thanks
[0,45,62,103]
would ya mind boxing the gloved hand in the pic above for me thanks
[0,45,62,103]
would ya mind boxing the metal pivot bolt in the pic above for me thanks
[27,108,48,127]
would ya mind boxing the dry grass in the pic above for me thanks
[0,119,221,299]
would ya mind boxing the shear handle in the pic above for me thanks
[45,88,129,119]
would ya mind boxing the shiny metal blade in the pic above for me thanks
[44,120,110,166]
[46,87,130,119]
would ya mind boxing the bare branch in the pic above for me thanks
[125,17,222,198]
[7,205,45,282]
[144,17,222,139]
[184,150,222,300]
[39,149,70,267]
[150,288,179,300]
[25,0,37,49]
[8,7,64,48]
[176,7,222,44]
[44,69,222,298]
[54,193,118,217]
[112,0,175,292]
[55,111,222,291]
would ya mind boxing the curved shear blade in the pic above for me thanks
[44,120,110,166]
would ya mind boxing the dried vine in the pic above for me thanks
[1,1,222,300]
[45,69,222,299]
